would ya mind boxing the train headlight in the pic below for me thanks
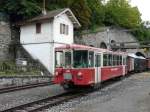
[77,72,83,80]
[55,71,59,76]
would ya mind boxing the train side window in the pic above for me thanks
[103,54,108,66]
[123,57,126,65]
[108,54,112,66]
[95,54,101,67]
[117,55,120,65]
[113,55,117,66]
[112,55,115,66]
[120,56,122,65]
[89,51,94,67]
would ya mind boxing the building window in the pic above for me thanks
[36,23,41,34]
[60,23,69,35]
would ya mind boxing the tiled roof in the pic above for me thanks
[18,8,81,28]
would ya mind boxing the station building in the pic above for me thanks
[19,8,81,74]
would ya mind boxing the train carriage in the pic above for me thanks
[53,44,127,90]
[127,53,146,73]
[127,54,136,73]
[146,58,150,70]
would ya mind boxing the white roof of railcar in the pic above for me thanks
[55,44,127,55]
[128,53,145,59]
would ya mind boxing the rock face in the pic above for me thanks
[0,13,12,61]
[75,27,146,57]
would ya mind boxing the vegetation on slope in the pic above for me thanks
[0,0,149,41]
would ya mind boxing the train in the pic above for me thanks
[53,44,149,90]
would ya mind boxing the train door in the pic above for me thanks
[122,56,126,76]
[95,53,101,83]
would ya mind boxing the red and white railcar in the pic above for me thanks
[53,44,127,90]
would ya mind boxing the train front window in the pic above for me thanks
[73,50,88,68]
[55,51,64,68]
[65,51,72,68]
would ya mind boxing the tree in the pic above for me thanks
[2,0,41,22]
[86,0,105,27]
[132,22,150,41]
[105,0,141,29]
[37,0,92,28]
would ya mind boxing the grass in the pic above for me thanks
[0,61,42,76]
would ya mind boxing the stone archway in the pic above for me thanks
[100,42,107,49]
[89,45,94,47]
[110,40,117,51]
[111,40,116,45]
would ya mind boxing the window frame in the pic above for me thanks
[103,53,108,66]
[36,23,41,34]
[95,53,101,67]
[88,51,94,67]
[60,23,69,35]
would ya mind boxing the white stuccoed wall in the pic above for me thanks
[20,22,53,43]
[20,13,74,75]
[22,43,54,74]
[53,13,73,44]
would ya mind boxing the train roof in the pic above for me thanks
[128,53,145,59]
[55,44,127,55]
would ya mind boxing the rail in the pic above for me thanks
[1,91,86,112]
[0,81,53,94]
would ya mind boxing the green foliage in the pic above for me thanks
[0,0,148,41]
[86,0,105,27]
[0,0,142,29]
[0,61,41,76]
[1,0,41,22]
[43,0,92,28]
[105,0,141,28]
[70,0,91,28]
[132,23,150,41]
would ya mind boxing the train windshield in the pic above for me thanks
[65,51,72,68]
[55,51,64,68]
[55,51,72,68]
[73,50,88,68]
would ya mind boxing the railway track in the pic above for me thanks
[1,91,86,112]
[0,82,52,94]
[0,75,131,112]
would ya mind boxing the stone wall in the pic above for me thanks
[75,27,146,57]
[0,13,12,61]
[0,76,51,87]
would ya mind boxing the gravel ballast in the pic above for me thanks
[0,84,64,111]
[47,72,150,112]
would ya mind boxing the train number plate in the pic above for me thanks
[63,73,72,80]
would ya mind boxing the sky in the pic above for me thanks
[130,0,150,21]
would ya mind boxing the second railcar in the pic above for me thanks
[128,53,146,73]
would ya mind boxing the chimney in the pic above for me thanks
[42,9,47,15]
[42,0,47,15]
